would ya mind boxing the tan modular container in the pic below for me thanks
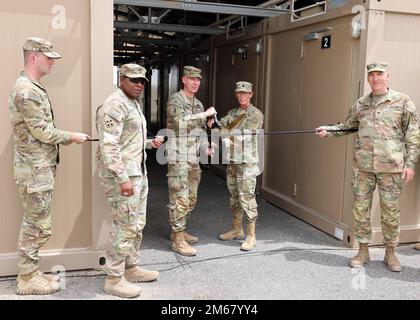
[208,0,420,247]
[2,1,419,279]
[0,0,114,276]
[260,0,420,246]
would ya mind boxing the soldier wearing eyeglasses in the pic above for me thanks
[96,63,163,298]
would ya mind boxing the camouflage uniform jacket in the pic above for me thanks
[324,89,420,173]
[96,88,152,184]
[220,105,264,175]
[166,90,208,163]
[8,72,72,192]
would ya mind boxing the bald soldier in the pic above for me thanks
[316,62,420,272]
[166,66,216,256]
[96,64,163,298]
[9,37,91,295]
[208,81,264,251]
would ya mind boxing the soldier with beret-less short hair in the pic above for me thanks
[9,37,91,295]
[166,66,217,256]
[96,63,163,298]
[207,81,264,251]
[316,61,420,272]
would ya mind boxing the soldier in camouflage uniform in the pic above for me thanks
[9,37,91,295]
[166,66,216,256]
[316,62,420,272]
[208,81,264,251]
[96,64,163,298]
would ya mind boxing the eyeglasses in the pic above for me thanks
[127,77,146,85]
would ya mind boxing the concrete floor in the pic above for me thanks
[1,154,419,300]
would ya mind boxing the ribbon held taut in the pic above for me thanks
[86,128,357,142]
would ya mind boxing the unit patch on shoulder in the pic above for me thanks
[104,115,116,128]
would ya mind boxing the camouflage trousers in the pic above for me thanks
[167,163,201,232]
[352,169,402,246]
[99,175,148,277]
[226,164,258,223]
[17,185,53,275]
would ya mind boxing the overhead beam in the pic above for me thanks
[114,52,171,60]
[114,36,189,46]
[156,8,172,23]
[114,45,173,53]
[114,0,287,17]
[114,57,148,64]
[127,5,145,22]
[115,20,225,35]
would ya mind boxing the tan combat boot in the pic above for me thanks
[384,245,402,272]
[125,266,159,283]
[103,276,141,298]
[219,216,245,241]
[350,243,370,268]
[16,270,60,295]
[35,270,59,282]
[171,231,197,256]
[413,243,420,250]
[240,222,256,251]
[170,231,198,244]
